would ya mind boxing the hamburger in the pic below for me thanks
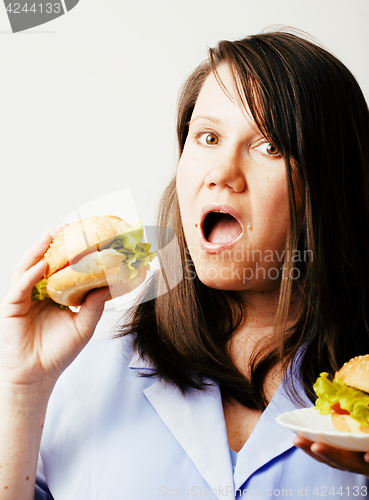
[314,355,369,433]
[32,215,157,308]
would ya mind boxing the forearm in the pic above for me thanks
[0,382,52,500]
[0,224,109,499]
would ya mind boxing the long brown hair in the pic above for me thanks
[118,30,369,410]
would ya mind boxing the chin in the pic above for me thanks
[194,262,281,294]
[193,266,241,291]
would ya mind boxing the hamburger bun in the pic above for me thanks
[335,355,369,394]
[329,355,369,434]
[331,412,369,434]
[36,215,153,307]
[44,215,131,278]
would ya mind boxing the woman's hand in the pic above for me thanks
[0,226,110,499]
[294,435,369,478]
[0,226,110,393]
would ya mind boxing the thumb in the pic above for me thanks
[74,287,111,342]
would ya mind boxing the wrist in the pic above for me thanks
[0,378,54,416]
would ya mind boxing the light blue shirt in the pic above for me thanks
[35,309,368,499]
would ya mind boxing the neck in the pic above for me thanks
[228,286,300,379]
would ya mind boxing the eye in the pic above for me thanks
[204,133,218,145]
[254,141,281,157]
[193,130,219,146]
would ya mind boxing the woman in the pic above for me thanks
[1,30,369,499]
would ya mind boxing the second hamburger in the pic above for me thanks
[314,355,369,434]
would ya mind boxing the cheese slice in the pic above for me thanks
[72,248,126,274]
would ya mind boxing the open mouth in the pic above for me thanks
[202,211,242,244]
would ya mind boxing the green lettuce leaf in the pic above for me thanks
[31,279,68,310]
[107,220,157,281]
[314,372,369,427]
[31,278,49,301]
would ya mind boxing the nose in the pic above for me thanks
[204,148,246,193]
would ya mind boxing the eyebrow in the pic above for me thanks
[189,115,222,125]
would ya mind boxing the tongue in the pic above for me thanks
[207,214,242,243]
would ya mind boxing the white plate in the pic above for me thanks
[276,407,369,451]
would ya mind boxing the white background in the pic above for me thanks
[0,0,368,301]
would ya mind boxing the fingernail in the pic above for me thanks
[310,443,320,454]
[98,289,111,302]
[40,232,52,242]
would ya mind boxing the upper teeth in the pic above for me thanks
[213,210,226,214]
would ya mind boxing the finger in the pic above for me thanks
[11,234,51,286]
[4,259,49,312]
[293,436,336,466]
[293,436,314,448]
[310,442,369,475]
[44,223,67,239]
[294,436,369,476]
[11,224,65,285]
[73,287,111,343]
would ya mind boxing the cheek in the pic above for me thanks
[268,171,303,236]
[257,175,289,215]
[252,178,290,245]
[176,153,202,213]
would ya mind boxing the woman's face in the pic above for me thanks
[176,64,299,293]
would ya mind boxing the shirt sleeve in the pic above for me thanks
[35,453,54,500]
[35,479,54,500]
